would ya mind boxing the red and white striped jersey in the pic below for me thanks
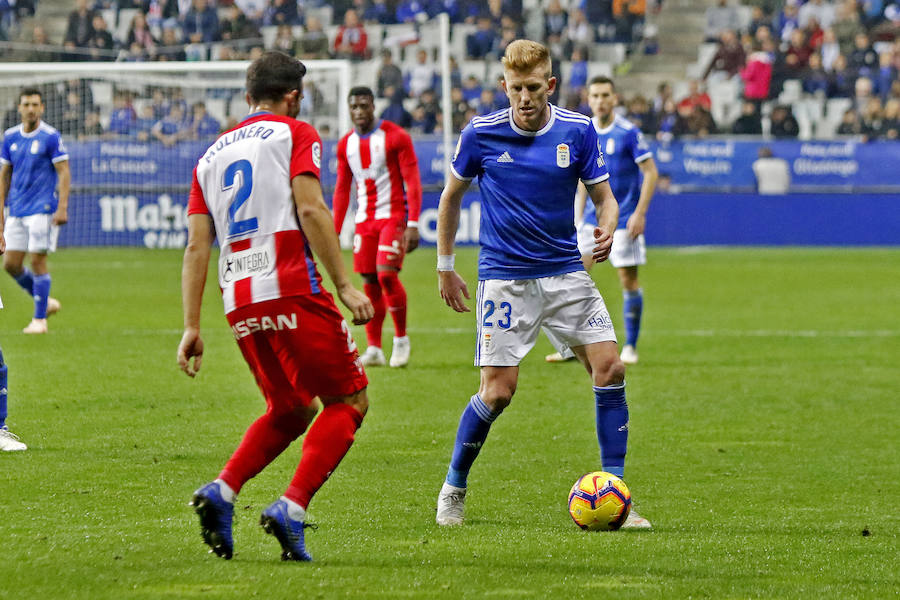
[332,119,422,229]
[188,112,325,315]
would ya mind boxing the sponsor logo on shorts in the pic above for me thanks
[231,313,298,339]
[483,332,493,352]
[586,312,613,331]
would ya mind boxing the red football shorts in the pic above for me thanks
[352,217,406,274]
[226,294,368,414]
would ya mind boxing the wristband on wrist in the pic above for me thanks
[407,220,419,228]
[436,254,455,271]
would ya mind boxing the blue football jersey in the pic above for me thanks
[0,122,68,217]
[582,115,652,230]
[451,105,608,280]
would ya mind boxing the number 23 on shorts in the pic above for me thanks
[482,300,512,329]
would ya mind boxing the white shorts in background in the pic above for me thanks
[4,214,59,253]
[475,271,617,367]
[577,224,646,269]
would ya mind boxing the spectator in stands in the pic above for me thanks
[799,0,836,30]
[625,94,654,132]
[544,0,568,40]
[263,0,299,27]
[27,25,56,62]
[704,0,740,43]
[878,97,900,138]
[774,0,800,43]
[871,4,900,41]
[461,74,482,103]
[126,11,158,57]
[364,0,392,24]
[613,0,647,44]
[820,27,840,71]
[803,52,831,95]
[752,147,791,194]
[827,53,855,96]
[298,15,330,59]
[848,31,878,74]
[396,0,428,23]
[741,41,774,106]
[466,16,497,59]
[748,5,771,37]
[475,88,496,115]
[875,51,897,98]
[860,96,884,138]
[234,0,267,24]
[703,29,746,83]
[135,103,156,141]
[272,24,296,53]
[568,47,589,94]
[334,9,368,60]
[380,85,412,128]
[408,105,431,134]
[784,28,813,76]
[836,106,864,133]
[185,101,221,139]
[652,81,673,114]
[64,0,96,50]
[152,102,185,146]
[157,25,186,61]
[300,79,325,117]
[769,104,800,137]
[81,109,104,139]
[59,90,87,137]
[680,79,712,112]
[805,16,825,50]
[732,100,763,134]
[108,92,137,136]
[182,0,220,44]
[405,48,438,98]
[220,4,260,50]
[833,0,863,54]
[494,21,519,59]
[566,8,595,51]
[87,13,115,61]
[376,49,403,98]
[854,75,875,110]
[450,86,471,131]
[490,74,510,109]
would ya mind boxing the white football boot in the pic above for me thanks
[436,482,467,526]
[0,428,27,452]
[47,297,61,316]
[545,351,575,363]
[621,508,652,530]
[620,345,639,365]
[23,318,48,334]
[389,336,410,368]
[359,346,386,367]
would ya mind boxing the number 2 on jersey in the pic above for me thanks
[224,159,258,239]
[482,300,512,329]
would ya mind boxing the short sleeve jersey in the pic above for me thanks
[451,105,608,280]
[0,122,68,217]
[188,112,325,315]
[582,115,652,230]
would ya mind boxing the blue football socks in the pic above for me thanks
[14,269,34,295]
[446,394,502,488]
[594,383,628,479]
[623,288,643,348]
[0,347,7,429]
[33,274,51,319]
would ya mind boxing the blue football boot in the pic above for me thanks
[190,482,234,559]
[259,499,313,561]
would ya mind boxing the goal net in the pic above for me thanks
[0,60,351,248]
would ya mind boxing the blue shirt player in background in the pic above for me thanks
[435,40,651,530]
[0,87,70,335]
[546,75,658,365]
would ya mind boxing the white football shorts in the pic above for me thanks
[475,271,617,367]
[4,214,59,254]
[577,224,646,269]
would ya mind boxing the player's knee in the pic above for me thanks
[480,382,516,411]
[376,269,402,294]
[593,357,625,387]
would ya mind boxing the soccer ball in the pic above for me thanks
[567,471,632,531]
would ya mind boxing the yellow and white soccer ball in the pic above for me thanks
[567,471,632,531]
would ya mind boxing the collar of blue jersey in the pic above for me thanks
[17,121,46,138]
[508,104,556,137]
[592,115,618,135]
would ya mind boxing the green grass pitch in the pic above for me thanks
[1,246,897,599]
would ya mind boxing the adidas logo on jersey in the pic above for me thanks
[497,151,514,163]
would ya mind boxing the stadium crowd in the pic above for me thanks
[1,0,898,140]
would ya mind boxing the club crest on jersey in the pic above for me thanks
[556,143,570,168]
[312,141,321,169]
